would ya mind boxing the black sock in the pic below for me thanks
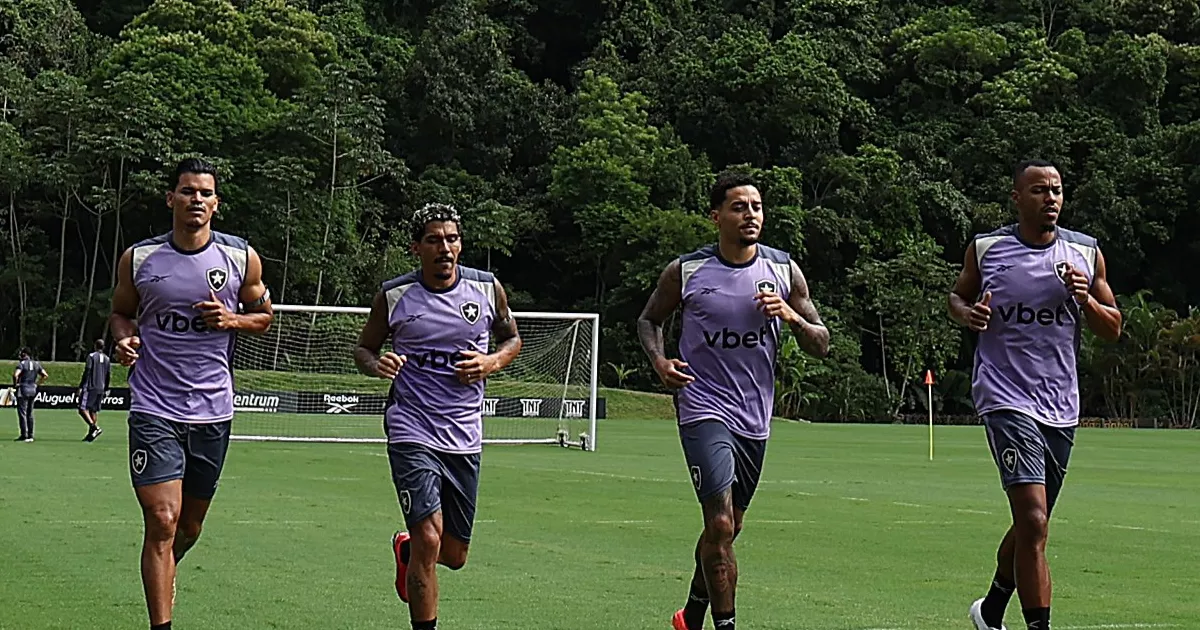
[713,608,735,629]
[400,538,411,564]
[981,570,1016,626]
[682,580,709,630]
[411,618,436,630]
[151,622,171,630]
[1023,607,1050,629]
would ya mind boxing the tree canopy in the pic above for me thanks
[2,0,1198,424]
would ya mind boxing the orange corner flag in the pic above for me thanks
[924,370,934,386]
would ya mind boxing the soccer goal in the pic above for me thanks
[228,304,601,451]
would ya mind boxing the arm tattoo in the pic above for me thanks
[786,260,830,358]
[493,306,520,350]
[637,260,683,363]
[489,280,523,370]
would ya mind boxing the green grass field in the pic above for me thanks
[2,409,1197,629]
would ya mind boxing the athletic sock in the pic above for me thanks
[682,581,709,630]
[411,618,436,630]
[400,538,411,564]
[981,570,1016,627]
[151,622,171,630]
[1023,607,1050,629]
[713,609,735,629]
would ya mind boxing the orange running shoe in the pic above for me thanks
[392,531,411,603]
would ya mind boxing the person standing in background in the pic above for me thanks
[13,347,48,442]
[78,338,112,442]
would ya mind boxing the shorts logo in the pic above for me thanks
[755,279,777,294]
[1001,447,1018,473]
[399,489,412,515]
[132,449,148,475]
[690,465,702,490]
[206,267,228,293]
[460,301,481,325]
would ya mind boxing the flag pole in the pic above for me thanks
[925,369,935,461]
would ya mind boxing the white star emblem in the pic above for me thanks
[132,449,148,475]
[460,301,481,324]
[206,266,228,292]
[1002,448,1017,473]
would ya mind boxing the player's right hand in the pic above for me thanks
[375,352,406,380]
[653,357,695,390]
[968,291,992,332]
[115,336,141,366]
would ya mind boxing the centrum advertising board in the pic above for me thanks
[1,387,605,419]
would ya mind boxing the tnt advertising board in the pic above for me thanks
[295,392,606,419]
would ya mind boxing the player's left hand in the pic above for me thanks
[454,350,495,385]
[754,291,799,324]
[1061,263,1090,305]
[194,290,239,330]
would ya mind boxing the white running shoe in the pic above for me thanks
[970,598,1006,630]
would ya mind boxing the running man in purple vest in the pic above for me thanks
[950,160,1122,630]
[638,173,830,630]
[354,203,522,630]
[110,158,274,630]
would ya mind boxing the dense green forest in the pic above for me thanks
[2,0,1199,424]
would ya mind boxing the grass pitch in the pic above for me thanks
[1,411,1197,629]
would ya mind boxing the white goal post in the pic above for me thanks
[228,304,601,451]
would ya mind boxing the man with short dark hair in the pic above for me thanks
[13,347,48,442]
[638,172,829,630]
[950,159,1122,630]
[355,202,522,630]
[110,157,274,630]
[77,338,111,442]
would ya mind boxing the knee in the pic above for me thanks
[177,517,202,543]
[144,505,179,542]
[410,524,442,563]
[704,511,736,545]
[1013,506,1049,544]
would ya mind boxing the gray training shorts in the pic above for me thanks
[128,412,232,501]
[387,442,481,544]
[678,419,767,511]
[78,389,104,414]
[983,410,1075,514]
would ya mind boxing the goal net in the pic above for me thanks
[229,304,601,450]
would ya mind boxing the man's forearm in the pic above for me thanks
[947,294,974,328]
[354,347,381,377]
[788,320,829,357]
[233,312,273,334]
[637,319,667,362]
[489,337,522,372]
[1083,298,1122,341]
[110,313,138,341]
